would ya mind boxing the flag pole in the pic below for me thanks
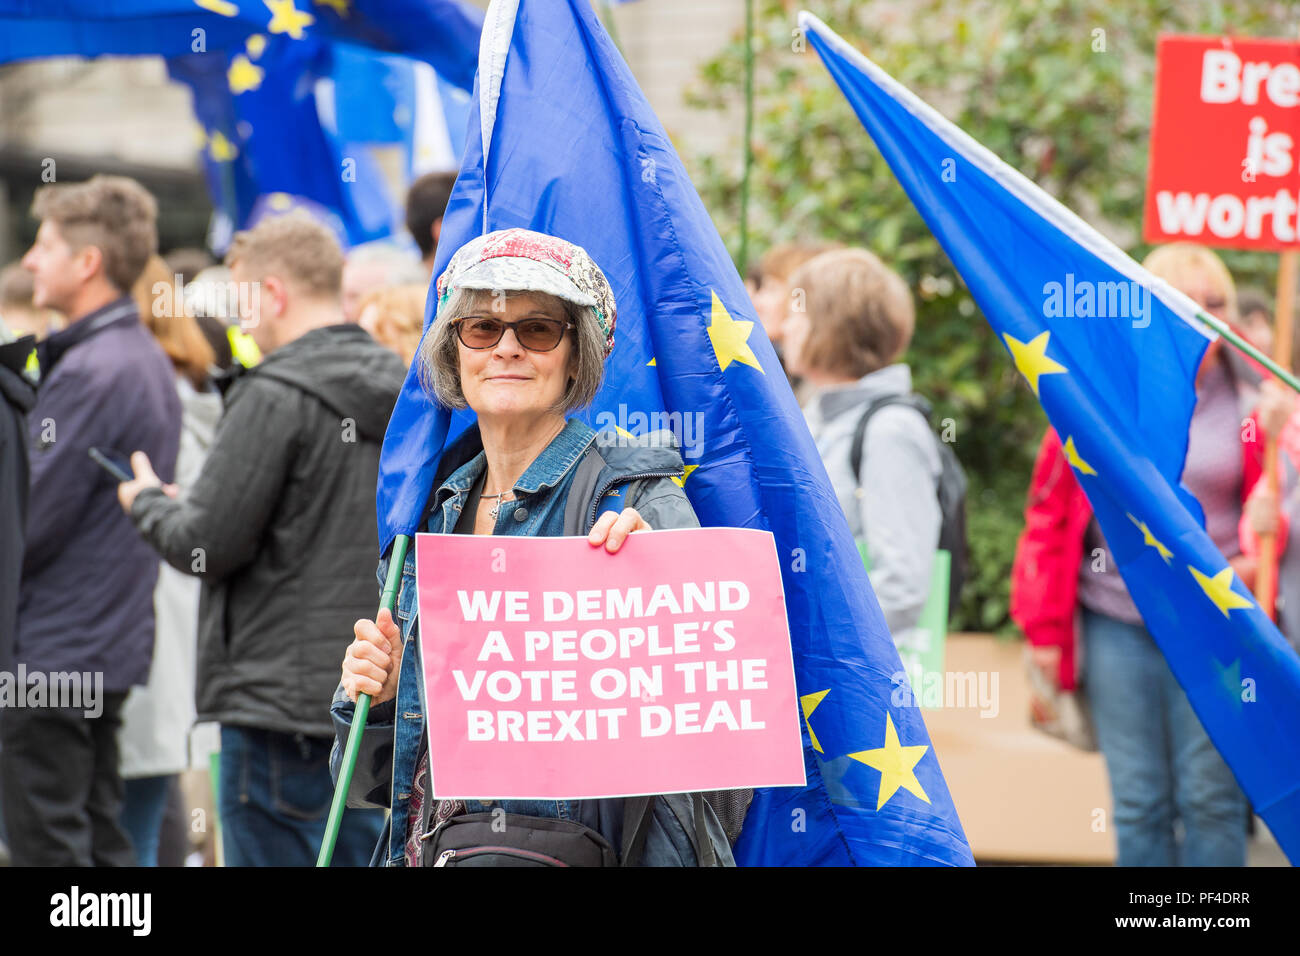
[1187,304,1300,396]
[316,533,411,867]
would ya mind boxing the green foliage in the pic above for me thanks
[685,0,1293,634]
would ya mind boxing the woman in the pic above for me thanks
[332,228,735,867]
[782,248,943,649]
[121,255,223,865]
[1011,243,1290,866]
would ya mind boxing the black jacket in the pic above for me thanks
[0,336,36,673]
[132,324,406,737]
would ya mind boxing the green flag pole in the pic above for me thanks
[1189,307,1300,395]
[316,533,411,867]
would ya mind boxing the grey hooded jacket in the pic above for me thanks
[802,363,942,636]
[131,324,406,738]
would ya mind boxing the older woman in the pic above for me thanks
[331,228,736,867]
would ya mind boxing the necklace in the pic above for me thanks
[481,489,514,520]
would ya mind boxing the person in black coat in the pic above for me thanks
[0,333,35,675]
[116,213,406,867]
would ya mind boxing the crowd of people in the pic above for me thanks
[0,163,1295,866]
[0,171,453,867]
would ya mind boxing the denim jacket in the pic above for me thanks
[329,418,731,866]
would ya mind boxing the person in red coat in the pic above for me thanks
[1011,244,1291,866]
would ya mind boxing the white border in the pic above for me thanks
[477,0,521,232]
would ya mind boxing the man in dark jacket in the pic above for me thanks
[1,175,181,866]
[117,213,405,866]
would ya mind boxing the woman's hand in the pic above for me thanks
[1256,379,1296,439]
[1028,645,1061,687]
[587,506,651,553]
[341,608,403,704]
[1246,483,1280,537]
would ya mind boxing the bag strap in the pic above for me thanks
[562,445,607,535]
[620,796,656,866]
[692,793,719,866]
[848,393,933,483]
[621,794,720,866]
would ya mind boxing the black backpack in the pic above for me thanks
[418,794,730,867]
[847,394,968,621]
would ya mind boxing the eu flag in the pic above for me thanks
[0,1,483,250]
[801,12,1300,862]
[0,0,484,92]
[377,0,974,866]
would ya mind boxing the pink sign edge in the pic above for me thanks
[413,525,808,800]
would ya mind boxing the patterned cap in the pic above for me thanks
[434,228,616,356]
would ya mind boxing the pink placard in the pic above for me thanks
[414,527,805,799]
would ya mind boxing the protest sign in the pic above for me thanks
[414,527,804,799]
[1144,35,1300,251]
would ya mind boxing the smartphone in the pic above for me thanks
[88,446,134,483]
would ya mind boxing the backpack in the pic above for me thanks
[418,793,729,867]
[848,394,968,620]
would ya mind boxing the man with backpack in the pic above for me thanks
[781,247,966,641]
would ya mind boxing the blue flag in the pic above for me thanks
[377,0,973,866]
[0,0,484,92]
[167,34,394,250]
[801,12,1300,862]
[1,1,481,249]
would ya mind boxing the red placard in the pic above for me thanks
[414,527,806,799]
[1144,34,1300,251]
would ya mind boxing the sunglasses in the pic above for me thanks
[453,316,574,352]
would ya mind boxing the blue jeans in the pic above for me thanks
[219,725,384,867]
[121,774,172,867]
[1082,609,1246,866]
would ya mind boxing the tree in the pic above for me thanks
[686,0,1292,632]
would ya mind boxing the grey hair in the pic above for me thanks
[345,244,427,286]
[417,287,606,412]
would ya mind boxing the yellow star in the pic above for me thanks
[1061,435,1096,476]
[208,130,238,162]
[848,712,931,810]
[1188,566,1254,618]
[265,0,315,39]
[194,0,238,16]
[227,54,265,94]
[1127,513,1172,564]
[647,357,657,366]
[313,0,351,15]
[707,291,764,374]
[670,465,699,488]
[1003,330,1067,397]
[245,34,268,59]
[800,689,830,754]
